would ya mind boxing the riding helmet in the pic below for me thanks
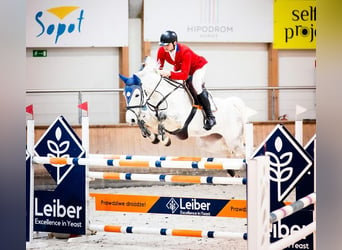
[159,31,178,46]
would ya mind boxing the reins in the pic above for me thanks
[145,76,185,116]
[125,66,190,126]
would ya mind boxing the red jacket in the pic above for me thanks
[157,43,208,80]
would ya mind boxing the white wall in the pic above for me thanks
[26,47,120,125]
[278,50,316,120]
[129,19,142,75]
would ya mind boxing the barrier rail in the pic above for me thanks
[270,193,316,224]
[88,171,247,185]
[88,153,235,162]
[88,224,248,239]
[33,156,246,170]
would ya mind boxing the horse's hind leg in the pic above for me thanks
[227,169,235,177]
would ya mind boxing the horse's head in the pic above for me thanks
[119,56,171,126]
[119,73,144,124]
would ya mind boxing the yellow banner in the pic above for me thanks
[274,0,316,49]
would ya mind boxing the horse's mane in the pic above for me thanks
[139,56,185,92]
[135,57,161,86]
[139,56,160,75]
[144,56,160,69]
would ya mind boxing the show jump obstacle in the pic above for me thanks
[26,113,316,250]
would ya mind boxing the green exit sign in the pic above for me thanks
[33,50,47,57]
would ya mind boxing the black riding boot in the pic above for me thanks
[197,90,216,130]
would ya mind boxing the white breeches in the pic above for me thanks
[192,65,207,95]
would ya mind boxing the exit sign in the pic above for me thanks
[33,50,47,57]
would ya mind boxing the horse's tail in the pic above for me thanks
[227,97,256,156]
[229,96,257,124]
[228,97,247,123]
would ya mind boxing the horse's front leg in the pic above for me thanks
[157,122,171,146]
[137,119,160,144]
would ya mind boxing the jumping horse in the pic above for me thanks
[120,56,251,161]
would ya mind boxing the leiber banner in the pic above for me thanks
[274,0,316,49]
[144,0,273,42]
[91,193,247,218]
[34,116,86,235]
[26,0,128,47]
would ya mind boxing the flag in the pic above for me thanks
[78,102,88,111]
[26,104,33,115]
[296,105,307,116]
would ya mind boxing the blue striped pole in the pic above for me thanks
[270,193,316,223]
[88,171,247,185]
[88,224,247,240]
[33,156,246,170]
[88,153,235,163]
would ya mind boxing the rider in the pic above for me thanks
[157,30,216,131]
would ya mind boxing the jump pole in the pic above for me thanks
[87,171,247,185]
[295,104,307,146]
[32,156,246,170]
[295,120,303,146]
[81,116,89,154]
[88,224,247,239]
[88,153,242,163]
[267,192,316,249]
[81,115,90,234]
[269,222,316,250]
[270,193,316,224]
[247,156,270,250]
[245,123,254,161]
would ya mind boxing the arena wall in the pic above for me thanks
[33,121,316,156]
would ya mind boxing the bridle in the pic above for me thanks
[123,68,199,140]
[126,75,185,121]
[124,82,147,123]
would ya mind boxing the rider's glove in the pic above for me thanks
[159,70,171,78]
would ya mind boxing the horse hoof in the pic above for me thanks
[163,138,171,147]
[227,170,235,177]
[151,134,160,144]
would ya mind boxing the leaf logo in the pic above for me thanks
[34,116,85,186]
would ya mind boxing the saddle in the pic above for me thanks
[161,76,217,140]
[167,77,214,140]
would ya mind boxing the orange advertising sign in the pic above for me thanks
[90,193,247,218]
